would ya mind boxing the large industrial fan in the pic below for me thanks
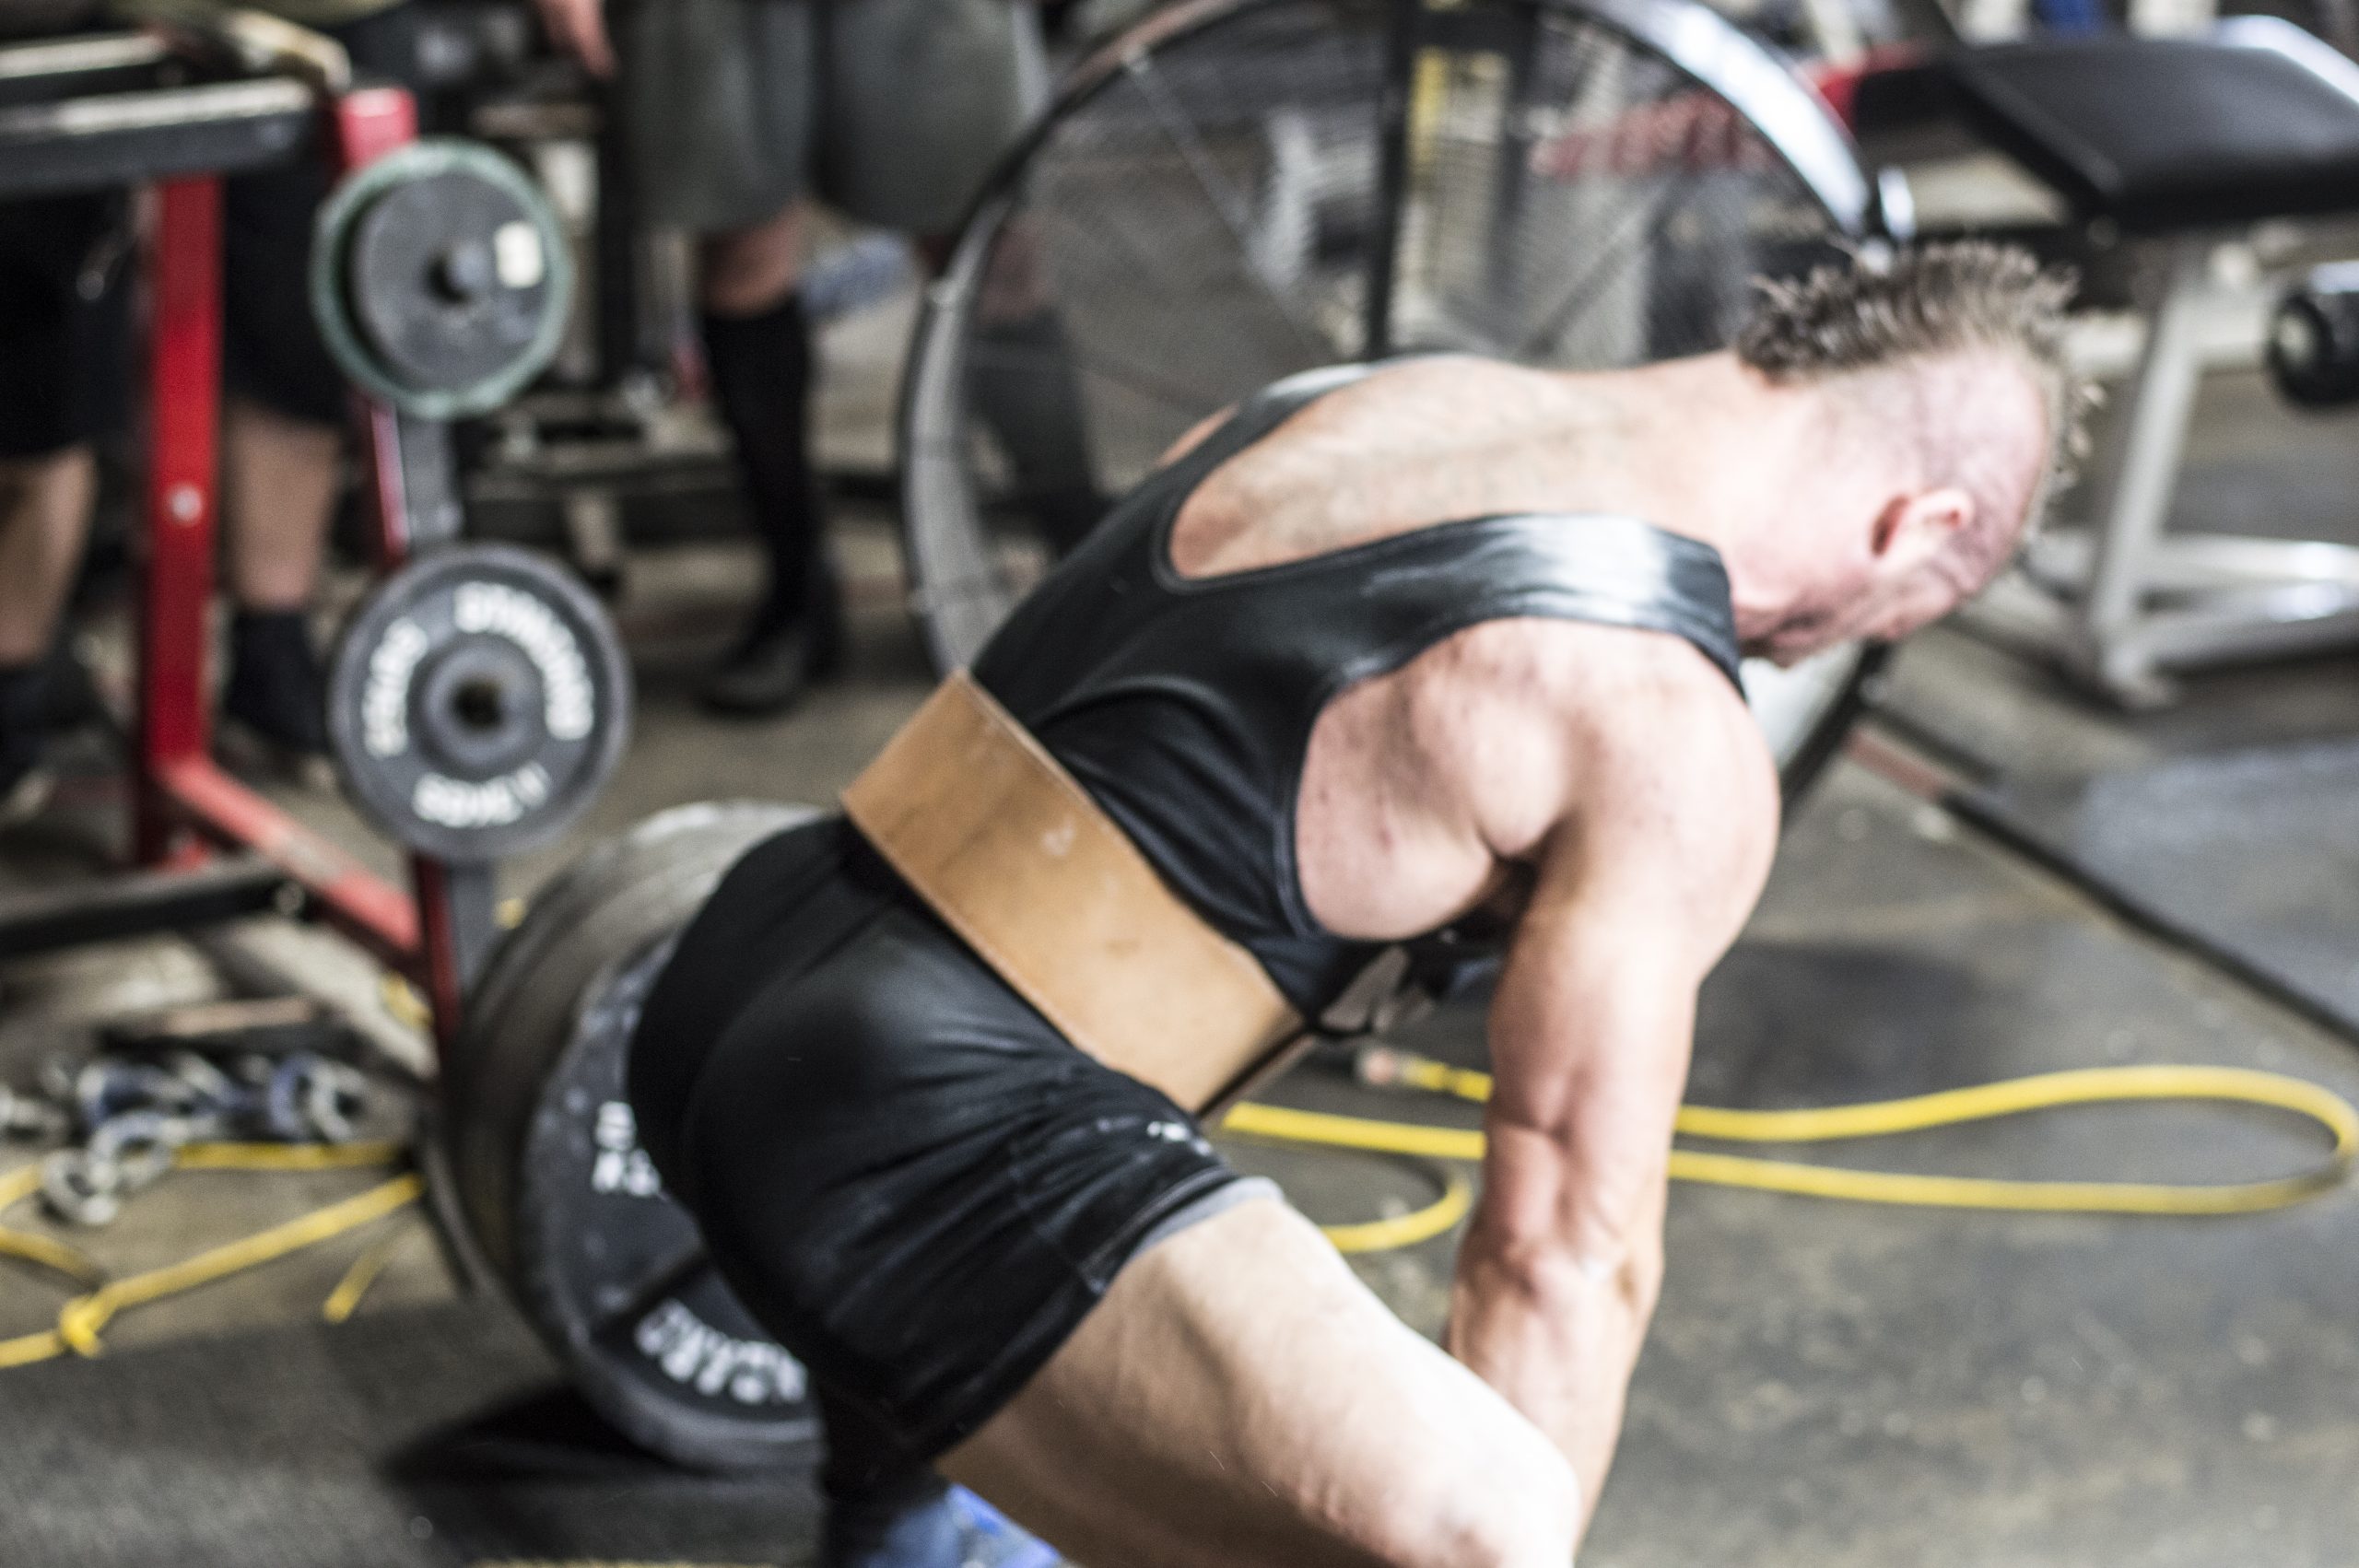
[899,0,1892,797]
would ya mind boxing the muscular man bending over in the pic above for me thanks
[628,242,2083,1567]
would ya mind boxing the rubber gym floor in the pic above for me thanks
[5,329,2359,1565]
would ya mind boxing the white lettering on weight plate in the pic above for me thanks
[634,1298,808,1406]
[590,1100,663,1198]
[361,617,430,758]
[453,581,595,740]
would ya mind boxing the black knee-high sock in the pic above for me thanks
[700,294,832,630]
[0,660,50,783]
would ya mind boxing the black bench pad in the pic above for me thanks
[1942,18,2359,232]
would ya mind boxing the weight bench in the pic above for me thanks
[1923,18,2359,705]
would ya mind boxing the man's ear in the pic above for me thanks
[1871,487,1975,568]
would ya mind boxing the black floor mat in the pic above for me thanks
[0,1296,819,1568]
[1954,736,2359,1034]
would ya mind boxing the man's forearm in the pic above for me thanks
[1446,1212,1662,1531]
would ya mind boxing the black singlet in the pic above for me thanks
[971,362,1743,1016]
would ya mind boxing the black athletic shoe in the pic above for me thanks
[220,608,333,785]
[38,641,108,734]
[699,614,829,717]
[698,571,847,719]
[0,662,53,826]
[0,737,51,826]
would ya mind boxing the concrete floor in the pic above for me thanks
[4,345,2359,1564]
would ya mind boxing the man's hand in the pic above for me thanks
[534,0,613,77]
[1444,662,1776,1539]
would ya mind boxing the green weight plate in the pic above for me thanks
[311,138,574,420]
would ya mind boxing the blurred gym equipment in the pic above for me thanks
[898,0,1899,802]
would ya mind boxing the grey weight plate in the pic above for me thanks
[350,170,556,397]
[514,931,821,1469]
[326,544,630,861]
[454,844,752,1277]
[453,799,812,1125]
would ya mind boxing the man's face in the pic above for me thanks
[1752,483,2028,667]
[1755,367,2049,666]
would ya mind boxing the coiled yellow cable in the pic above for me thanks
[4,1058,2351,1333]
[47,1175,422,1358]
[0,1144,417,1370]
[1315,1167,1476,1255]
[1224,1052,2359,1251]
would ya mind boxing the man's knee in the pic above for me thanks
[700,207,805,316]
[1362,1427,1579,1568]
[0,444,94,497]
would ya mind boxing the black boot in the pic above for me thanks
[701,553,847,717]
[220,607,331,781]
[698,293,843,717]
[38,640,106,734]
[0,661,53,825]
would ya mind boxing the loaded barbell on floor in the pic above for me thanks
[445,802,827,1472]
[440,787,2357,1472]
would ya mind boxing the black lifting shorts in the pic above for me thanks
[628,817,1262,1464]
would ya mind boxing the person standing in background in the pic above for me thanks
[533,0,1050,715]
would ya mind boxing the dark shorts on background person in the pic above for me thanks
[0,192,132,459]
[628,815,1275,1472]
[222,1,427,426]
[617,0,1049,236]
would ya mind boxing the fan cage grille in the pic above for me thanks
[911,0,1853,656]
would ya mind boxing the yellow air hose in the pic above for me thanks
[1223,1051,2359,1253]
[4,1053,2353,1350]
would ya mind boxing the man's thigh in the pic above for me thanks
[0,193,130,461]
[942,1195,1581,1568]
[220,3,433,427]
[816,0,1049,236]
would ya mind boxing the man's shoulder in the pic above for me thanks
[1518,621,1778,863]
[1431,617,1777,874]
[1450,614,1753,741]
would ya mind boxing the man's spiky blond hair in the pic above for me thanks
[1736,241,2092,583]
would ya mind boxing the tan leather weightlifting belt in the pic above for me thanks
[841,671,1312,1115]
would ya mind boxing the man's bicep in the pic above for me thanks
[1476,772,1769,1252]
[1485,777,1762,1126]
[1481,881,1698,1246]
